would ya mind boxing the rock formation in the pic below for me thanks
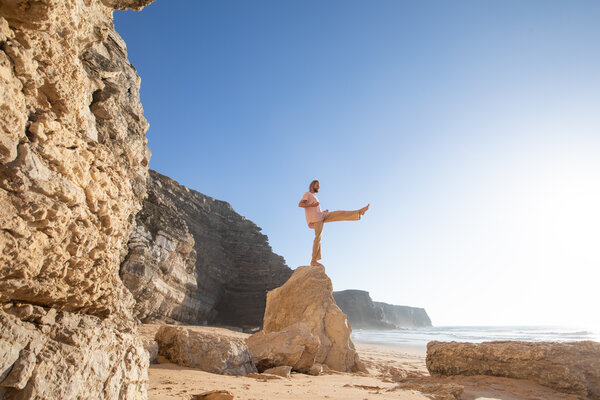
[1,304,148,399]
[426,340,600,399]
[333,290,432,329]
[1,0,154,398]
[246,322,320,373]
[120,170,292,327]
[247,265,366,373]
[374,301,432,328]
[155,326,257,376]
[333,290,395,329]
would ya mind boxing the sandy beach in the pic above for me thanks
[144,326,581,400]
[148,341,430,400]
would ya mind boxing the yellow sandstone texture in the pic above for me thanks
[248,265,367,373]
[0,1,154,398]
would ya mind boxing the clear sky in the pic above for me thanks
[114,0,600,328]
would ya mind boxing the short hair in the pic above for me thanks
[309,179,319,192]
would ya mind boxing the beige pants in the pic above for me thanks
[311,210,361,262]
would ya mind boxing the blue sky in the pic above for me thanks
[114,0,600,327]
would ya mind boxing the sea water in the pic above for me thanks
[351,326,600,351]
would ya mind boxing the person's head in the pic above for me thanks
[309,179,320,193]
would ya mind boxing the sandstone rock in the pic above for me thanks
[0,0,151,320]
[252,265,366,373]
[121,170,293,326]
[391,378,464,400]
[246,322,320,373]
[140,337,159,364]
[190,390,234,400]
[0,306,148,399]
[1,0,154,399]
[306,363,324,376]
[155,325,257,375]
[426,340,600,399]
[263,366,292,378]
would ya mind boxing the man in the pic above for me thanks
[298,179,369,267]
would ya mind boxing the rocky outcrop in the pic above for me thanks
[332,290,432,329]
[375,302,432,328]
[155,326,257,376]
[120,170,292,327]
[333,290,394,329]
[0,1,150,319]
[248,265,366,373]
[1,0,153,398]
[246,322,320,373]
[426,340,600,399]
[0,304,148,399]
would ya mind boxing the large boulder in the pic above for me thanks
[248,265,366,373]
[155,326,257,376]
[427,340,600,399]
[246,322,319,373]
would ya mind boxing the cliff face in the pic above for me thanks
[333,290,432,329]
[0,1,153,398]
[120,170,293,327]
[0,0,152,319]
[332,290,394,329]
[375,301,432,328]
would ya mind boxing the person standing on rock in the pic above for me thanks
[298,179,369,267]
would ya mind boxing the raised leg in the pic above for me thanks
[323,210,361,222]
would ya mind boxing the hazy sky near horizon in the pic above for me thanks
[114,0,600,328]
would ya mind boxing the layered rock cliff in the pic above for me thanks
[120,170,293,327]
[0,1,153,398]
[375,302,432,328]
[332,290,394,329]
[333,290,432,329]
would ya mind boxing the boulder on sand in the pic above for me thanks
[246,322,319,373]
[247,265,366,373]
[426,340,600,399]
[155,326,257,376]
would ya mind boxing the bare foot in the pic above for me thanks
[359,203,370,216]
[310,261,324,267]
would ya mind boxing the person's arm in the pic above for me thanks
[298,199,320,208]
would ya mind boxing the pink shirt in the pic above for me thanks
[301,191,325,228]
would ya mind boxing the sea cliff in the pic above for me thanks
[333,290,432,329]
[120,170,292,327]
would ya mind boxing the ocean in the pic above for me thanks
[351,326,600,351]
